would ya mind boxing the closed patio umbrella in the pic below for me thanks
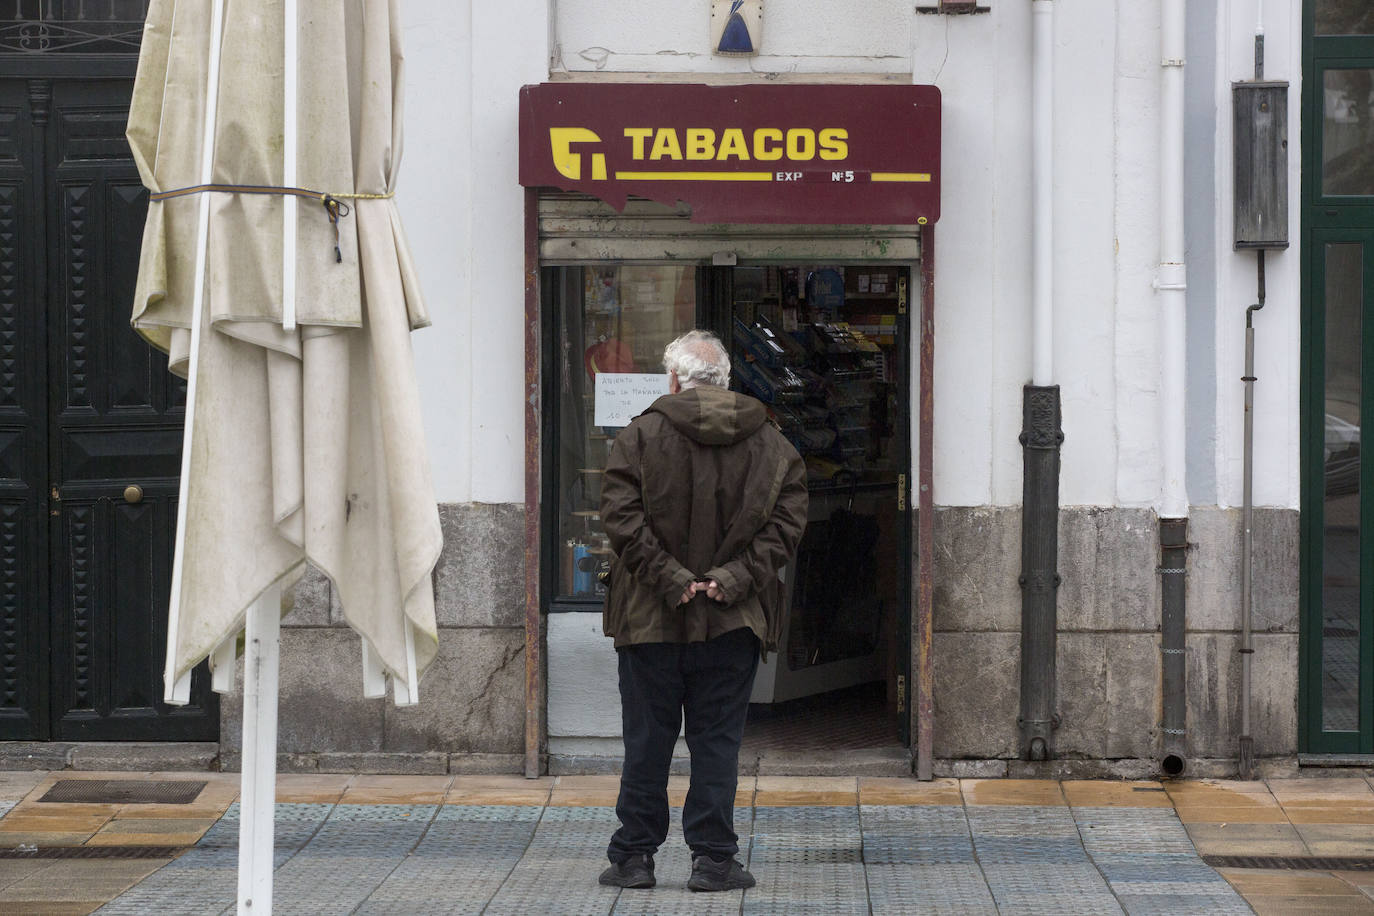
[126,0,442,909]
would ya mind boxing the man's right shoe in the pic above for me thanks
[598,853,656,889]
[687,854,756,892]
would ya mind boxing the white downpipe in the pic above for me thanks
[282,0,298,331]
[164,0,228,706]
[1031,0,1054,386]
[1156,0,1188,518]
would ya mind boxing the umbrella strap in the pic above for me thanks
[148,183,394,263]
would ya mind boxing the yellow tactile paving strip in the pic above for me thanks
[1,772,1373,915]
[1061,779,1175,808]
[960,778,1066,806]
[445,775,553,806]
[858,776,962,805]
[755,775,858,806]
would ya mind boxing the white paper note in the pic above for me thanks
[595,373,669,427]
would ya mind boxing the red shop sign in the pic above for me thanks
[518,83,940,225]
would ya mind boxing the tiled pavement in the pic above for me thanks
[0,772,1373,913]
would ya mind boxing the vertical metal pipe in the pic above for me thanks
[1031,0,1054,385]
[1158,0,1188,522]
[1159,517,1188,777]
[523,188,544,779]
[1240,251,1265,779]
[1237,28,1267,784]
[915,224,936,781]
[1019,386,1063,760]
[1156,0,1189,781]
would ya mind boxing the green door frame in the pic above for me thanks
[1299,3,1374,753]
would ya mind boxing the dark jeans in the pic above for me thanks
[607,627,760,864]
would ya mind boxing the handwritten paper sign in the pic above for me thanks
[595,373,669,427]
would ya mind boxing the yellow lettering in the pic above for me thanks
[685,128,716,160]
[716,128,750,161]
[549,127,603,180]
[786,128,816,161]
[649,128,684,160]
[753,128,783,161]
[819,128,849,161]
[624,127,654,160]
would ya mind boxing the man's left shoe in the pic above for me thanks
[687,854,755,892]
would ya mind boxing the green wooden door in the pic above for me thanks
[1300,2,1374,753]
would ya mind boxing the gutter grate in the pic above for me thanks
[39,779,207,805]
[0,845,185,860]
[1204,854,1374,871]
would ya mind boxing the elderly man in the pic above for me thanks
[597,329,808,893]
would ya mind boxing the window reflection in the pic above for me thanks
[1316,1,1374,36]
[1323,70,1374,196]
[554,266,696,601]
[1321,242,1362,733]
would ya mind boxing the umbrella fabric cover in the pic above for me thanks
[127,0,441,696]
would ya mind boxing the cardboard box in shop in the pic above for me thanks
[845,268,899,295]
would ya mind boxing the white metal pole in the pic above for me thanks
[1031,0,1054,386]
[1157,0,1188,519]
[237,585,281,915]
[164,0,228,706]
[282,0,298,331]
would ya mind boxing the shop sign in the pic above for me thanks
[518,83,940,225]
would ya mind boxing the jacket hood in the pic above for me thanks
[645,386,768,445]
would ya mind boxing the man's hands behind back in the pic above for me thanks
[678,579,728,605]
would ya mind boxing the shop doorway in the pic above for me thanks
[543,260,911,753]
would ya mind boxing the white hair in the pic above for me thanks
[663,329,731,389]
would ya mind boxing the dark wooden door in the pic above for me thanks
[0,71,216,741]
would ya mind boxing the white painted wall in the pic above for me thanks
[553,0,912,76]
[402,0,549,504]
[397,0,1304,513]
[1213,0,1303,510]
[402,0,472,504]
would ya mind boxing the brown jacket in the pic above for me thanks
[599,385,808,656]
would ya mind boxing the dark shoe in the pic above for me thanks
[688,854,755,892]
[598,853,655,888]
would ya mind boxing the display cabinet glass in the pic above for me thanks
[551,266,697,603]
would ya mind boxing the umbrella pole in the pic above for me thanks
[237,585,281,915]
[164,0,229,707]
[238,3,295,907]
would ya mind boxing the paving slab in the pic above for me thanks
[1294,823,1374,856]
[858,776,961,806]
[1184,821,1309,856]
[961,778,1066,806]
[1062,780,1173,808]
[0,773,47,802]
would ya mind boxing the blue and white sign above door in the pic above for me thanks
[711,0,762,56]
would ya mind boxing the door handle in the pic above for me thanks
[123,485,144,504]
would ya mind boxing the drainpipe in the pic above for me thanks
[1240,254,1264,779]
[1018,0,1063,762]
[1239,19,1268,782]
[1156,0,1189,778]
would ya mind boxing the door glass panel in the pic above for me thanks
[727,267,905,672]
[554,266,696,600]
[1315,1,1374,36]
[1323,70,1374,196]
[1321,242,1363,733]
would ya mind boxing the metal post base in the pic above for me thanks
[1018,385,1063,761]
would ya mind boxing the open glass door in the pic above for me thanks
[709,266,912,750]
